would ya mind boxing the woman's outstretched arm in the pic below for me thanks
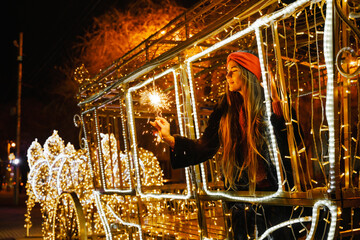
[150,117,175,148]
[151,96,226,169]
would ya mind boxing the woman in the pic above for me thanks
[151,50,301,239]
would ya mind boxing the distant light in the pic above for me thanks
[8,153,15,161]
[14,158,20,165]
[11,142,16,148]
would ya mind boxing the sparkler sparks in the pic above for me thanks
[139,86,171,116]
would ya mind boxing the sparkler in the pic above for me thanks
[139,86,171,116]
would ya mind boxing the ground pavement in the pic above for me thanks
[0,189,42,240]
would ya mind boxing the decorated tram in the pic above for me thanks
[25,0,360,239]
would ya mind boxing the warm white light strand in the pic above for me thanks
[119,98,133,183]
[323,0,336,193]
[128,68,175,93]
[305,200,338,240]
[94,109,108,190]
[172,69,185,136]
[174,67,192,194]
[256,27,284,189]
[186,0,311,64]
[200,164,282,202]
[126,91,142,192]
[120,100,129,152]
[29,159,50,201]
[91,109,134,194]
[106,203,143,240]
[258,216,312,240]
[187,0,312,201]
[126,71,192,199]
[185,62,201,138]
[81,111,96,185]
[102,136,133,194]
[55,154,69,195]
[94,191,113,240]
[48,153,65,182]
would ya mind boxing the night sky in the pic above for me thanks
[1,0,195,180]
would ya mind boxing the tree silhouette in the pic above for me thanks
[69,0,185,77]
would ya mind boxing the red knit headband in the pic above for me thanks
[227,52,261,81]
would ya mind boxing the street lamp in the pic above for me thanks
[7,140,20,205]
[12,158,21,204]
[13,158,20,205]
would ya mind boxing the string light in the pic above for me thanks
[26,128,171,238]
[305,200,338,240]
[323,0,336,194]
[173,69,185,136]
[94,191,113,240]
[126,68,192,199]
[26,131,95,239]
[186,0,316,202]
[258,217,312,240]
[106,203,143,240]
[25,0,349,239]
[27,139,44,170]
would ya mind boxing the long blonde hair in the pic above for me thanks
[219,64,266,192]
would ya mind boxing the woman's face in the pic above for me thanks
[226,60,244,93]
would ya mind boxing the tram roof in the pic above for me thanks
[77,0,280,107]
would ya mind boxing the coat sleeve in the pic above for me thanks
[270,101,303,189]
[170,97,226,169]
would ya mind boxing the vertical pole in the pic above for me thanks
[15,32,23,206]
[340,0,351,189]
[271,22,302,191]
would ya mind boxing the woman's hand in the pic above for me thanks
[150,117,175,148]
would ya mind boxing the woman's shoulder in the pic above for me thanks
[210,94,228,118]
[215,94,228,110]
